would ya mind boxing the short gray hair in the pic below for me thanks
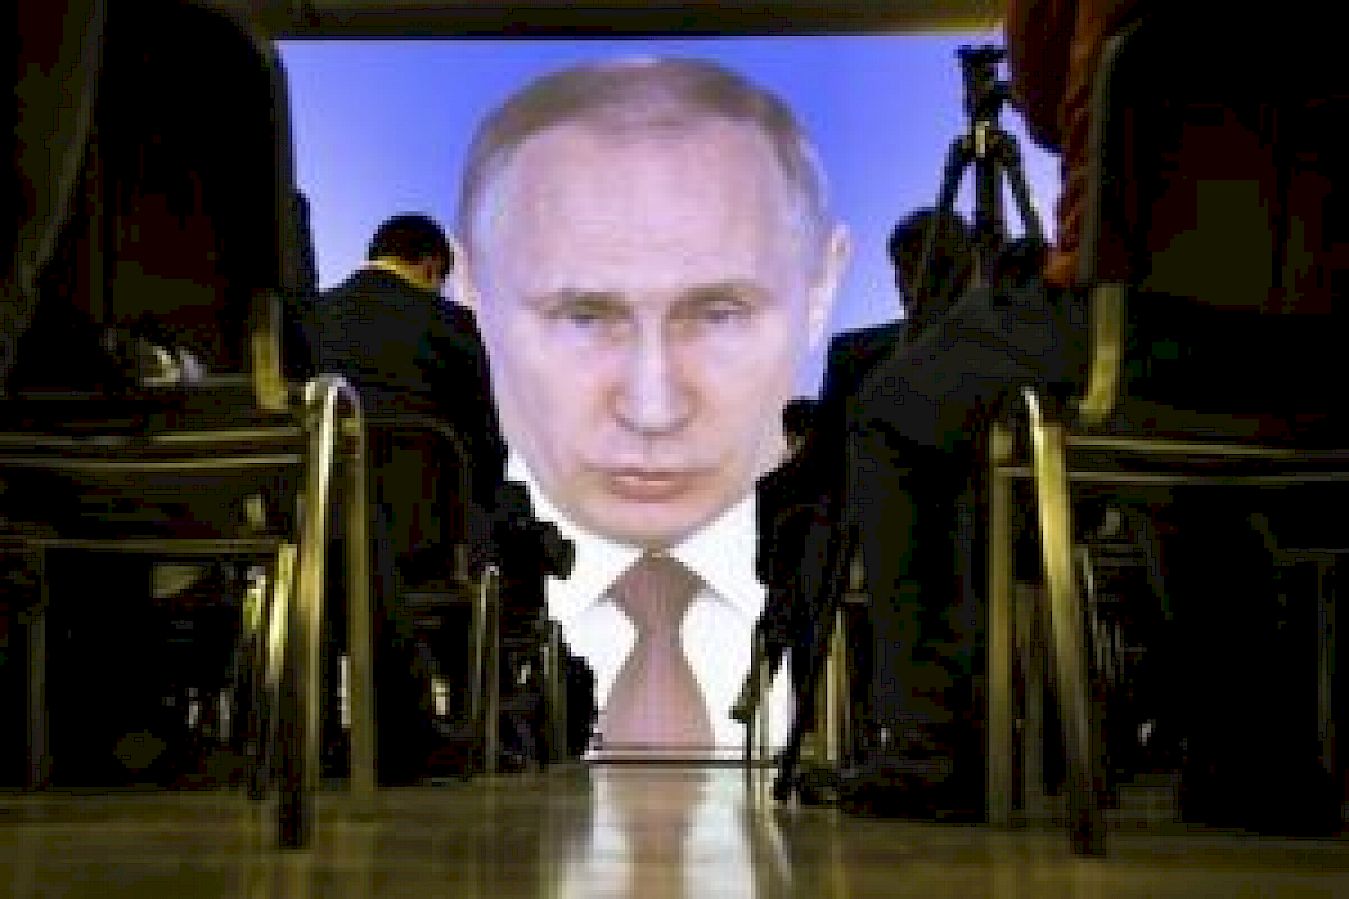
[457,56,833,252]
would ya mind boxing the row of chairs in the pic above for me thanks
[359,418,587,781]
[1006,10,1349,854]
[743,8,1349,856]
[2,0,587,848]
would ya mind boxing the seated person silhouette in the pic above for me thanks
[746,212,977,767]
[842,258,1074,819]
[490,482,578,770]
[888,209,975,339]
[815,209,975,490]
[844,2,1349,820]
[750,400,823,712]
[309,213,506,512]
[1006,0,1346,836]
[838,113,1083,822]
[564,646,599,758]
[749,210,976,790]
[308,214,506,784]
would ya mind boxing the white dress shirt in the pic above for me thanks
[507,455,793,753]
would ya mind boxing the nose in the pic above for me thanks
[613,325,692,435]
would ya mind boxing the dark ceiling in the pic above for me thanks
[204,0,1006,38]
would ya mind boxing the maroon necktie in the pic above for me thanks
[603,553,714,750]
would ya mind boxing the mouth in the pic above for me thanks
[600,468,704,502]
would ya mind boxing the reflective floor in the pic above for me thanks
[3,765,1349,897]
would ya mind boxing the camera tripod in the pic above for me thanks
[764,508,858,803]
[769,45,1046,807]
[915,45,1043,307]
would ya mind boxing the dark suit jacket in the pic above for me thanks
[753,323,904,645]
[755,321,907,579]
[812,321,908,476]
[755,450,811,589]
[308,267,506,502]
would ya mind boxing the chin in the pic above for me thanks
[587,504,713,550]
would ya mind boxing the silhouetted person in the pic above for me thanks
[309,213,505,505]
[752,399,824,710]
[887,208,975,337]
[309,214,505,784]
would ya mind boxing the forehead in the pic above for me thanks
[470,118,815,296]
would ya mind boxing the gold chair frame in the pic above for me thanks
[986,20,1349,855]
[1,304,375,849]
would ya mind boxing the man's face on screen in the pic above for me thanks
[467,117,841,548]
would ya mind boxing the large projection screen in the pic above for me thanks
[280,34,1060,755]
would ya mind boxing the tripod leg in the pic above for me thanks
[916,138,974,306]
[995,133,1045,244]
[773,616,835,800]
[732,631,787,727]
[773,524,856,800]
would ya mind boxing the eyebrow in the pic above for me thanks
[524,289,625,314]
[525,280,774,311]
[679,281,773,307]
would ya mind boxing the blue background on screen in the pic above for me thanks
[278,34,1060,395]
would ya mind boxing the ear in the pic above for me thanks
[417,258,446,293]
[806,223,851,351]
[448,232,478,311]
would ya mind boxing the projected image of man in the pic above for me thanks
[453,57,850,752]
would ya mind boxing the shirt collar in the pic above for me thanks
[360,258,441,294]
[667,488,762,622]
[506,454,763,625]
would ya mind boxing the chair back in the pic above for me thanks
[8,0,303,404]
[3,0,105,394]
[364,415,478,576]
[1078,10,1349,426]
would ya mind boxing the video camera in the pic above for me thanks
[957,44,1011,126]
[485,481,575,580]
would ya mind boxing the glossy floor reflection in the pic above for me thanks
[3,765,1349,897]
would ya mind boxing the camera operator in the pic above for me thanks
[887,209,975,339]
[835,41,1085,819]
[762,215,972,767]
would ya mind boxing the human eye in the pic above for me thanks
[694,299,750,325]
[543,293,631,339]
[677,287,756,329]
[562,304,608,327]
